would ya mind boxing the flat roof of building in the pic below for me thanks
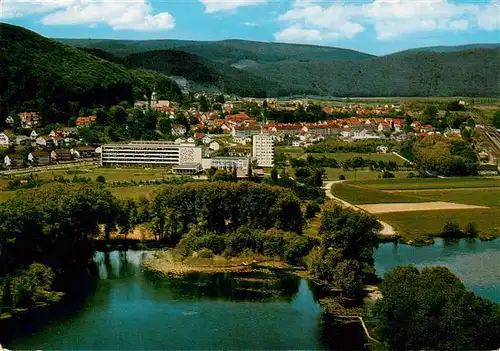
[173,162,202,169]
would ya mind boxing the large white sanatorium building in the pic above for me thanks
[101,141,203,167]
[252,134,274,167]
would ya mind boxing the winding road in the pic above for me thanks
[323,181,396,236]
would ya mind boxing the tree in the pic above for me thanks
[96,175,106,183]
[305,201,321,219]
[270,168,278,185]
[199,96,209,112]
[464,222,479,238]
[333,260,363,298]
[314,169,324,187]
[373,266,500,351]
[442,221,462,238]
[158,118,172,135]
[493,111,500,129]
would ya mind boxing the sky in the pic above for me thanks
[1,0,499,55]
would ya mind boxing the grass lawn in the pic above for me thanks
[0,191,16,202]
[348,177,500,190]
[306,152,407,165]
[324,168,409,181]
[32,167,169,183]
[390,188,500,207]
[0,179,9,190]
[331,183,430,205]
[108,185,162,200]
[377,208,500,241]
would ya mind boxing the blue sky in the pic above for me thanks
[1,0,499,55]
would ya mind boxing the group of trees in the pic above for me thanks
[0,183,130,311]
[150,182,304,244]
[411,135,478,176]
[291,155,403,172]
[308,206,381,298]
[306,139,396,154]
[373,266,500,350]
[177,226,314,264]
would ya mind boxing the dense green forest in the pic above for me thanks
[243,48,500,97]
[0,24,182,124]
[60,37,500,98]
[124,50,278,97]
[59,38,375,63]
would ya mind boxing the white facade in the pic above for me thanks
[252,134,274,167]
[0,133,9,147]
[101,141,203,167]
[206,156,251,171]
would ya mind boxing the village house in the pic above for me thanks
[62,127,78,138]
[187,137,195,144]
[174,138,186,145]
[30,130,38,140]
[15,135,30,146]
[231,125,261,137]
[5,116,14,125]
[202,135,213,145]
[75,146,97,158]
[0,132,10,147]
[18,112,40,129]
[171,124,187,136]
[28,151,51,166]
[76,116,97,128]
[292,140,301,147]
[4,154,25,168]
[478,164,499,175]
[209,141,220,152]
[35,136,47,147]
[51,149,73,163]
[233,134,252,145]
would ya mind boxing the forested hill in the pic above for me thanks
[124,50,282,97]
[242,48,500,97]
[60,35,500,98]
[58,38,376,64]
[0,24,182,124]
[405,43,500,53]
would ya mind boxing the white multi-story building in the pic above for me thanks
[203,156,251,171]
[101,141,203,167]
[252,134,274,167]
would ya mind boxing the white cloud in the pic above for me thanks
[200,0,268,13]
[242,21,259,27]
[276,0,499,42]
[1,0,175,32]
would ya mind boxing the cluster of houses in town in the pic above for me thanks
[0,112,101,169]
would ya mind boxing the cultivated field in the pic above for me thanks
[359,202,487,214]
[330,176,500,241]
[377,208,500,241]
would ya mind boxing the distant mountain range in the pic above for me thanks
[1,24,498,107]
[60,38,500,98]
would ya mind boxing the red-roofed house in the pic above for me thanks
[76,116,97,128]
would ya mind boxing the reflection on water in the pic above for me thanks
[375,238,500,302]
[5,251,365,350]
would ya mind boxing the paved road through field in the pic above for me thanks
[323,181,396,236]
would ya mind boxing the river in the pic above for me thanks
[375,238,500,303]
[4,251,365,350]
[5,239,500,349]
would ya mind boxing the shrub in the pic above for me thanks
[96,175,106,183]
[196,248,214,259]
[382,171,395,178]
[442,221,463,238]
[464,222,479,238]
[339,174,346,180]
[305,201,321,219]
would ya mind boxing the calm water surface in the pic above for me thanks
[375,238,500,303]
[6,251,365,350]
